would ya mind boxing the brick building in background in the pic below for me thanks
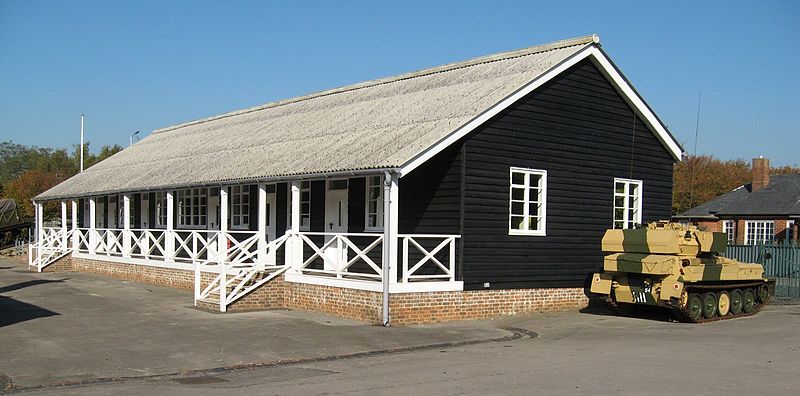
[676,157,800,245]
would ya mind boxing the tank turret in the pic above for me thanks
[590,221,772,322]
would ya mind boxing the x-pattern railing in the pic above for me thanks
[297,232,384,280]
[94,228,124,255]
[29,226,73,271]
[129,229,167,259]
[400,234,460,282]
[195,232,291,311]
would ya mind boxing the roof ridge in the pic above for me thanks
[153,34,599,135]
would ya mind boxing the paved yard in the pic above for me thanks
[2,257,800,395]
[0,258,506,390]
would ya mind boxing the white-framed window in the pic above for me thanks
[365,175,383,230]
[300,181,310,230]
[508,167,547,236]
[230,185,250,229]
[722,220,736,244]
[154,191,167,228]
[744,220,774,245]
[177,188,207,228]
[613,178,643,229]
[785,220,795,242]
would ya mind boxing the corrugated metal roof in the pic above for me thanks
[38,36,598,200]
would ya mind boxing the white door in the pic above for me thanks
[324,180,348,271]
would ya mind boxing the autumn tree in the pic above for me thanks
[3,169,67,219]
[0,140,124,219]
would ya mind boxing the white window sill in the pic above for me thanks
[508,230,546,237]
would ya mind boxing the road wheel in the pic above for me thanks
[702,292,717,319]
[687,293,703,321]
[742,289,756,313]
[730,289,743,315]
[717,291,731,316]
[757,284,769,303]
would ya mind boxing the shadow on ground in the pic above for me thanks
[579,300,675,322]
[0,279,66,328]
[0,296,59,328]
[0,278,69,294]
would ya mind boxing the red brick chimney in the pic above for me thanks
[752,157,770,192]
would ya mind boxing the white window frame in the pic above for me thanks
[613,178,643,230]
[722,220,736,244]
[292,181,310,231]
[508,167,547,236]
[177,188,208,229]
[744,220,774,245]
[229,185,251,230]
[365,175,384,231]
[154,191,167,229]
[787,220,796,242]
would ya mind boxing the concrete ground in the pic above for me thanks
[0,257,506,391]
[3,257,800,395]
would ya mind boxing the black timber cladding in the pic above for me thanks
[405,59,674,290]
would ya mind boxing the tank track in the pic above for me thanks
[670,281,769,323]
[601,281,770,323]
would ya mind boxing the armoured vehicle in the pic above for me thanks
[590,221,772,322]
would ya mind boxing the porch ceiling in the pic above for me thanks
[38,36,596,200]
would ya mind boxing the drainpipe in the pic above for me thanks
[382,171,392,326]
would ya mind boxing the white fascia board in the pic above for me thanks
[586,46,683,160]
[398,45,682,177]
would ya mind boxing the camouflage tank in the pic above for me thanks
[590,221,772,322]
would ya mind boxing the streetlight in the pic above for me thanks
[129,130,140,147]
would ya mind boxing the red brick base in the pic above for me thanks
[36,256,589,325]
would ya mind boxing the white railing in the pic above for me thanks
[28,226,73,272]
[296,232,384,280]
[295,232,460,284]
[400,234,460,282]
[129,229,167,260]
[33,224,462,305]
[195,232,291,311]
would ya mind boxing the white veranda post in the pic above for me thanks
[60,201,67,250]
[122,194,131,257]
[165,191,174,261]
[71,200,78,250]
[35,202,43,264]
[257,184,267,264]
[289,181,301,269]
[88,197,97,254]
[219,186,228,312]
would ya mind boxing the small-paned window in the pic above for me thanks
[509,167,547,236]
[613,178,643,229]
[230,185,250,229]
[786,220,796,243]
[177,188,208,228]
[366,176,383,230]
[300,181,310,230]
[745,221,774,245]
[155,192,167,228]
[722,220,736,244]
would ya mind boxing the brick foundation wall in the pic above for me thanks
[389,288,589,325]
[35,254,73,273]
[284,282,384,323]
[71,257,195,291]
[37,255,589,325]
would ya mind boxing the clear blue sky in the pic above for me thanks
[1,0,797,166]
